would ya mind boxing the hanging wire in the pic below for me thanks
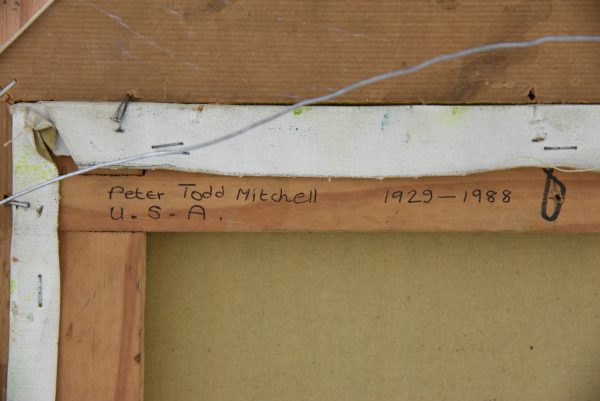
[2,34,600,207]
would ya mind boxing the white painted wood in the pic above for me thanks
[34,102,600,177]
[7,109,59,401]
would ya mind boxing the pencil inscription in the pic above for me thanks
[102,181,527,227]
[383,188,512,204]
[106,183,318,222]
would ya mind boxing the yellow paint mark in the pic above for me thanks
[293,106,312,116]
[439,106,468,126]
[13,143,56,185]
[451,106,467,118]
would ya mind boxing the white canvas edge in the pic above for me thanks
[21,102,600,178]
[7,107,59,401]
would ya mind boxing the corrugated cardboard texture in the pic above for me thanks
[146,233,600,401]
[1,0,599,104]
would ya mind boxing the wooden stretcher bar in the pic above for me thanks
[58,168,599,233]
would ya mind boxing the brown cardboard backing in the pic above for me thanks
[0,0,599,104]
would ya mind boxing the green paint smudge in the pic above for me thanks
[9,279,15,295]
[451,106,467,118]
[293,106,312,116]
[13,144,55,184]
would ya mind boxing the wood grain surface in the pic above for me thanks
[59,168,600,232]
[56,232,145,401]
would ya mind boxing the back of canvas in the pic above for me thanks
[145,233,600,400]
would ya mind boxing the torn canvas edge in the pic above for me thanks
[7,106,59,401]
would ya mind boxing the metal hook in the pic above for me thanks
[541,168,566,222]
